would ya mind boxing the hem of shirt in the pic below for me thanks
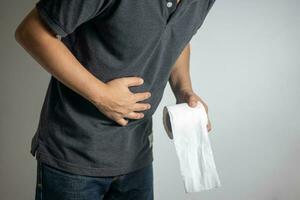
[34,147,154,177]
[35,2,69,37]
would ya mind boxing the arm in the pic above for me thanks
[169,43,193,101]
[15,8,106,106]
[14,8,151,126]
[168,43,212,132]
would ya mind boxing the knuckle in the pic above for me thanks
[134,112,141,118]
[120,109,128,115]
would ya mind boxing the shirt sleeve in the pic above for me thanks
[192,0,216,36]
[35,0,109,37]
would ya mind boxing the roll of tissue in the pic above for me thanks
[162,101,221,193]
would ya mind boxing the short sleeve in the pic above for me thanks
[192,0,216,36]
[35,0,108,37]
[207,0,216,13]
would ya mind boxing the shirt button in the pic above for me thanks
[166,1,173,8]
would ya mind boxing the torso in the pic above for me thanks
[33,0,216,177]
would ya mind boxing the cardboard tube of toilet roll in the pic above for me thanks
[163,105,174,139]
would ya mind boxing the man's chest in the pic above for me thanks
[79,0,213,61]
[90,0,207,40]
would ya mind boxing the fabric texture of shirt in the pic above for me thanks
[31,0,216,176]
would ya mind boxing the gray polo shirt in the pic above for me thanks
[31,0,216,176]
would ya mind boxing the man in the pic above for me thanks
[15,0,215,199]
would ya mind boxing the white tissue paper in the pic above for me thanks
[163,101,221,193]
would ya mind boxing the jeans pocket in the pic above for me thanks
[35,161,43,200]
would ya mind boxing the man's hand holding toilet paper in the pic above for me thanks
[165,33,220,194]
[174,88,212,133]
[168,43,212,133]
[163,88,221,193]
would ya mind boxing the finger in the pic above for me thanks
[133,92,151,102]
[115,117,128,126]
[207,124,212,132]
[187,95,198,107]
[124,111,144,119]
[199,100,209,113]
[132,103,151,111]
[188,96,198,107]
[207,120,212,132]
[197,100,208,114]
[123,77,144,87]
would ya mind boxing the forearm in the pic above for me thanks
[169,43,193,99]
[15,8,106,105]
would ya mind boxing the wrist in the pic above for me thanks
[174,87,193,98]
[88,81,108,106]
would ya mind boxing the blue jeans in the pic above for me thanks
[35,161,154,200]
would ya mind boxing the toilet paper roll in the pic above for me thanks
[162,101,221,193]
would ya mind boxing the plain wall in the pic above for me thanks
[1,0,299,200]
